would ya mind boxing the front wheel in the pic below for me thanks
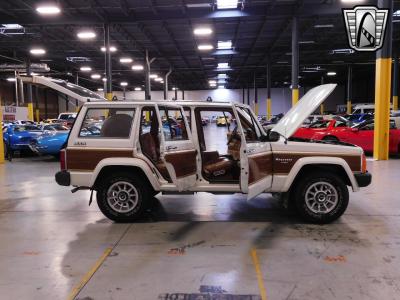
[293,172,349,224]
[96,172,150,222]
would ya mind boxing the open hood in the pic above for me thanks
[272,84,337,138]
[18,75,106,103]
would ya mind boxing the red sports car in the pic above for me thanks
[293,119,400,154]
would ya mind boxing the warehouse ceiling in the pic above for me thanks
[0,0,399,91]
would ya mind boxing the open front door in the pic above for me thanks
[156,104,197,191]
[234,105,273,200]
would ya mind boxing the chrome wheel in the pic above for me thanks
[106,181,139,213]
[305,181,338,214]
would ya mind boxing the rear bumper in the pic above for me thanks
[55,170,71,186]
[354,172,372,187]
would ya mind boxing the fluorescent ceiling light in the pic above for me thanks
[6,77,16,82]
[36,5,61,15]
[2,24,23,29]
[194,27,213,35]
[131,64,144,71]
[154,77,163,82]
[210,83,217,87]
[80,66,92,71]
[209,80,217,84]
[134,87,142,91]
[91,74,101,79]
[102,77,107,82]
[394,10,400,17]
[218,85,225,89]
[120,82,128,86]
[172,87,178,90]
[277,61,288,64]
[217,40,232,50]
[341,0,363,2]
[216,0,238,9]
[119,57,133,63]
[283,81,289,85]
[331,48,354,54]
[30,48,46,55]
[101,46,117,52]
[77,31,96,39]
[198,44,214,50]
[327,71,337,76]
[97,88,103,91]
[217,62,229,69]
[299,40,315,44]
[217,73,227,78]
[314,24,334,28]
[149,74,158,79]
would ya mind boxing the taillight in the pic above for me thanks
[361,153,367,173]
[60,149,66,170]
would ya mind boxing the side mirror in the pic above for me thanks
[267,130,280,142]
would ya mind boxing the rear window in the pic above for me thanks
[79,108,135,138]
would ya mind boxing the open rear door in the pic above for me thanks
[156,104,197,191]
[18,75,106,103]
[234,105,273,200]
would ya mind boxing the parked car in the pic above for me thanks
[3,124,43,156]
[216,115,230,126]
[344,113,374,125]
[292,117,350,140]
[30,131,69,157]
[58,112,77,120]
[46,80,371,224]
[295,119,400,155]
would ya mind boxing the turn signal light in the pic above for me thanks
[60,149,66,171]
[361,153,367,173]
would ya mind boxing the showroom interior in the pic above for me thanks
[0,0,400,299]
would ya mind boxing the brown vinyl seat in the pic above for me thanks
[139,132,170,180]
[202,151,233,177]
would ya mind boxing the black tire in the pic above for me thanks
[96,172,151,222]
[293,171,349,224]
[322,135,339,142]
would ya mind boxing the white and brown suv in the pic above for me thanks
[20,76,371,223]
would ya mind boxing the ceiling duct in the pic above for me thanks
[0,63,50,72]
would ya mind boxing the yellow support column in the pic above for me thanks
[393,96,398,111]
[347,100,352,114]
[292,88,299,106]
[27,103,34,121]
[267,98,272,120]
[0,109,4,163]
[320,104,324,115]
[373,0,393,160]
[35,109,40,122]
[255,103,259,116]
[374,58,392,160]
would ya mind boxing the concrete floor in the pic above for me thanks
[1,153,400,300]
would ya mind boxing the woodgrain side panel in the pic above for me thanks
[248,153,273,184]
[164,150,197,178]
[272,152,361,174]
[66,148,133,171]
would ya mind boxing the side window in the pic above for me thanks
[158,106,188,141]
[79,108,134,138]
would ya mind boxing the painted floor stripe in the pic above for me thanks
[67,247,113,300]
[250,248,268,300]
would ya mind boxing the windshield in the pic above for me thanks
[44,124,70,131]
[59,114,75,120]
[308,120,330,128]
[13,125,41,132]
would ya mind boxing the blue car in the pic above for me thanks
[3,125,43,155]
[30,125,70,157]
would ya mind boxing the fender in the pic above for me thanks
[89,157,161,190]
[280,156,359,192]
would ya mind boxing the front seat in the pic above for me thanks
[202,151,233,178]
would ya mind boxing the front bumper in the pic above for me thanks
[354,172,372,187]
[55,170,71,186]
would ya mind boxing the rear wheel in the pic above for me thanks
[322,135,339,142]
[96,172,150,222]
[293,171,349,224]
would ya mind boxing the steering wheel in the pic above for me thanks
[227,126,239,145]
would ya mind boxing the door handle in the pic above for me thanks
[166,146,177,151]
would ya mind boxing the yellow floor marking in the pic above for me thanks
[67,247,113,300]
[250,248,268,300]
